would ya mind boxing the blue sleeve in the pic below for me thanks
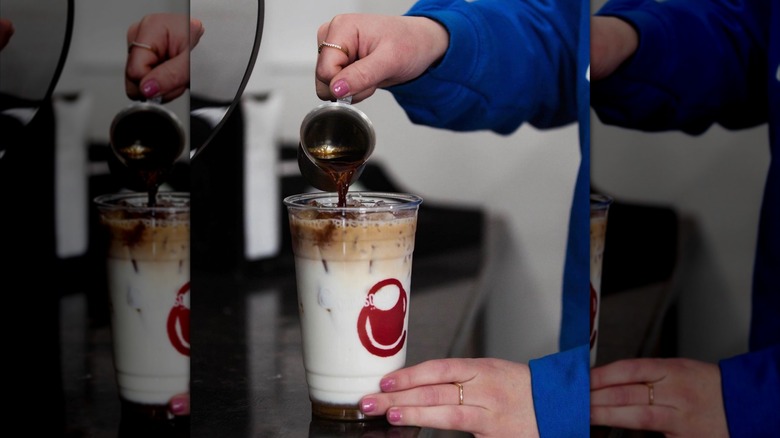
[718,344,780,437]
[529,344,590,438]
[592,0,770,134]
[384,0,583,134]
[394,0,592,353]
[386,2,591,436]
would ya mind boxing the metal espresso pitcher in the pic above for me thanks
[108,100,186,197]
[298,98,376,192]
[110,101,185,170]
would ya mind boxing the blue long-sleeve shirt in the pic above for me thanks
[387,0,591,436]
[593,0,780,435]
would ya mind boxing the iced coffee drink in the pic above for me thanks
[284,192,422,421]
[590,194,612,367]
[95,192,190,420]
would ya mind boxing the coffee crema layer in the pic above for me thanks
[101,214,190,261]
[288,212,416,261]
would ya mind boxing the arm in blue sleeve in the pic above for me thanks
[384,0,583,134]
[528,344,590,438]
[718,344,780,437]
[592,0,770,134]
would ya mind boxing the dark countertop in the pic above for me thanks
[61,213,499,438]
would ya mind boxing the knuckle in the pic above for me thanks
[419,386,441,405]
[446,406,470,428]
[613,386,632,405]
[635,407,666,430]
[125,64,147,81]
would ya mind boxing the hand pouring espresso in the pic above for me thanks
[298,97,376,205]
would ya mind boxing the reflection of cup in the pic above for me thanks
[95,192,190,420]
[590,194,613,367]
[284,192,422,421]
[308,417,420,437]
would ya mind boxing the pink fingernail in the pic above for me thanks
[380,378,395,392]
[387,408,402,424]
[332,80,350,98]
[141,80,160,98]
[361,398,376,413]
[169,396,187,415]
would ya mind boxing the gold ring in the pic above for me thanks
[128,41,158,57]
[318,41,349,58]
[452,382,464,406]
[646,382,654,406]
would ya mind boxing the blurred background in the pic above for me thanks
[591,109,768,362]
[590,0,768,365]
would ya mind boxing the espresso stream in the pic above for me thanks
[110,107,184,207]
[305,142,366,208]
[115,141,169,206]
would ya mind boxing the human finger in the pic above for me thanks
[126,18,169,79]
[139,50,190,102]
[590,16,639,81]
[590,358,666,389]
[190,18,205,49]
[315,14,446,102]
[125,20,166,99]
[384,405,493,434]
[314,37,400,102]
[380,359,479,392]
[590,405,676,433]
[125,14,190,101]
[168,392,190,416]
[314,19,356,100]
[362,382,467,416]
[591,383,660,407]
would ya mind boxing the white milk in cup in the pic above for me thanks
[284,192,422,421]
[95,192,190,420]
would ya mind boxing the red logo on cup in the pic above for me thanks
[167,282,190,357]
[590,282,598,349]
[357,278,407,357]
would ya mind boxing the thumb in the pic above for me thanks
[140,51,190,102]
[190,18,205,49]
[329,55,401,103]
[590,16,638,81]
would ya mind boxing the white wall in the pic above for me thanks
[250,0,581,363]
[589,0,769,363]
[591,112,768,362]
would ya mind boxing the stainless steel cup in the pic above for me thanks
[109,102,186,171]
[298,100,375,191]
